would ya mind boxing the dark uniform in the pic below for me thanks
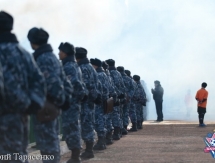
[106,59,126,140]
[102,61,117,144]
[133,75,146,129]
[124,70,139,131]
[91,58,109,150]
[28,28,72,163]
[75,48,101,159]
[117,66,136,134]
[0,12,46,163]
[59,42,88,163]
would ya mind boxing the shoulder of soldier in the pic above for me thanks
[99,71,107,76]
[110,70,116,76]
[64,61,76,70]
[79,63,91,71]
[103,72,109,80]
[83,64,97,77]
[99,72,107,79]
[0,42,16,50]
[36,52,58,64]
[127,76,133,82]
[97,72,102,78]
[0,43,23,54]
[0,43,33,63]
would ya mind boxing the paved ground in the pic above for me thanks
[60,121,215,163]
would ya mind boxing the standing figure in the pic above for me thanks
[75,47,101,159]
[195,82,208,127]
[151,80,164,122]
[90,58,109,150]
[102,61,117,145]
[124,70,138,132]
[0,11,46,162]
[27,27,71,162]
[59,42,88,163]
[105,59,126,140]
[117,67,135,134]
[133,75,146,129]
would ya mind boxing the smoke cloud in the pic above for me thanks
[1,0,215,121]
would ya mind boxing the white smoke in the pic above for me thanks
[1,0,215,121]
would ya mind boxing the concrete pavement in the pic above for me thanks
[60,121,215,163]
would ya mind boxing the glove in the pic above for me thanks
[60,95,72,111]
[118,93,125,99]
[94,94,102,105]
[81,95,88,102]
[60,100,71,111]
[114,99,120,106]
[120,98,127,104]
[25,100,42,115]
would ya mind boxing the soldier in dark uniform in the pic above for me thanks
[75,47,101,159]
[133,75,146,129]
[117,66,137,134]
[90,58,109,150]
[27,27,73,163]
[124,70,139,131]
[105,59,126,140]
[102,61,117,145]
[0,11,46,162]
[58,42,88,163]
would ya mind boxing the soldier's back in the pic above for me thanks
[79,60,98,102]
[0,42,45,112]
[97,69,109,100]
[0,29,45,160]
[33,44,66,106]
[64,61,82,82]
[80,62,98,83]
[63,60,88,102]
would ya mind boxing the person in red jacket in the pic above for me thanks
[195,82,208,127]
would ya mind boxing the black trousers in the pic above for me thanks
[197,107,206,124]
[155,100,163,121]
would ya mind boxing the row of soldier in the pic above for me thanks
[0,11,146,163]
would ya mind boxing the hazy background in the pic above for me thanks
[1,0,215,121]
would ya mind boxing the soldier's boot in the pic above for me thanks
[31,144,37,149]
[66,148,81,163]
[119,128,123,138]
[137,121,142,129]
[140,121,143,129]
[93,136,106,150]
[106,131,113,145]
[80,141,94,159]
[122,126,128,135]
[104,138,107,149]
[112,127,120,140]
[129,123,138,132]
